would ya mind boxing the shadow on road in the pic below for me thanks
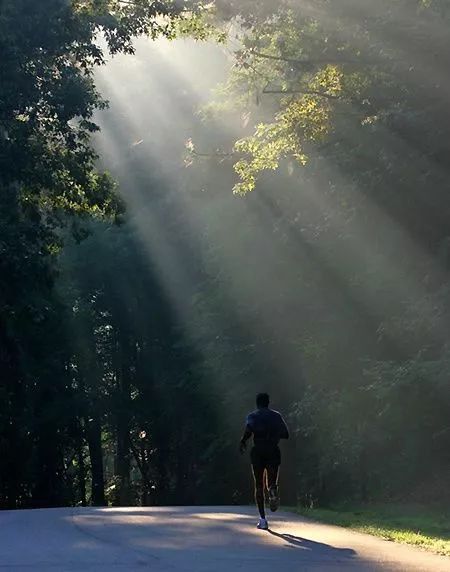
[268,529,356,559]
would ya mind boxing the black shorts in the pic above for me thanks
[251,444,281,469]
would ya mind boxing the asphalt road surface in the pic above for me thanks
[1,506,449,571]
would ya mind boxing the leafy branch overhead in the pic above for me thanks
[193,0,449,193]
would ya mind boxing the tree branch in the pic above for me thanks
[262,87,340,100]
[250,50,380,67]
[115,0,196,13]
[129,437,153,492]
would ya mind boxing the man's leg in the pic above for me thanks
[252,464,266,519]
[267,465,280,512]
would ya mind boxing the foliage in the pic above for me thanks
[200,0,450,194]
[191,0,450,505]
[0,0,208,508]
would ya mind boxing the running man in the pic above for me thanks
[240,392,289,530]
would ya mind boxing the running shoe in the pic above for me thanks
[268,487,279,512]
[257,517,269,530]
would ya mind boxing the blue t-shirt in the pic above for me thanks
[246,407,289,446]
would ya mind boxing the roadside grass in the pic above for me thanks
[288,504,450,556]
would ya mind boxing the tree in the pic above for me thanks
[0,0,206,508]
[190,0,450,504]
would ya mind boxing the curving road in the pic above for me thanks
[0,506,448,571]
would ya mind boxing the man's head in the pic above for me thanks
[256,392,270,409]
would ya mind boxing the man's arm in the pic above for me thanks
[279,414,289,440]
[239,421,253,454]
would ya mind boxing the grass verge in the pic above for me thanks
[288,504,450,556]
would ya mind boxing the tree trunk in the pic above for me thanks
[77,426,87,507]
[86,417,106,506]
[0,317,24,509]
[115,412,131,505]
[113,327,132,506]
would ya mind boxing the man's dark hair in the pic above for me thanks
[256,392,270,408]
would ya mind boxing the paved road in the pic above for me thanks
[0,506,449,571]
